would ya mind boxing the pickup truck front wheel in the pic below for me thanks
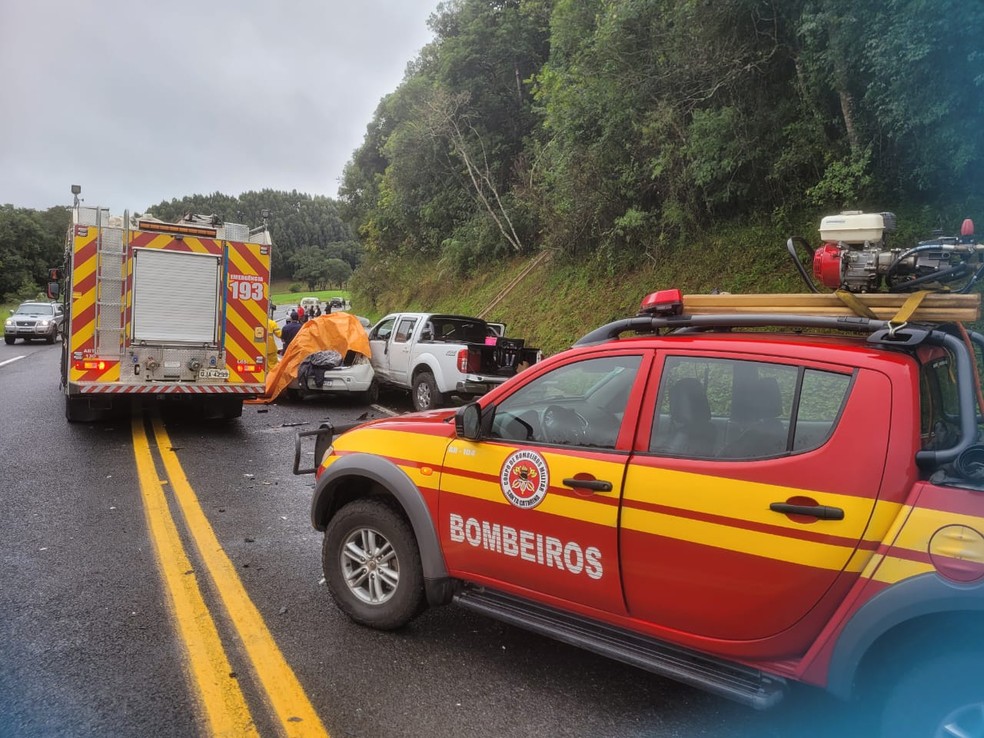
[323,499,425,630]
[880,651,984,738]
[412,371,443,411]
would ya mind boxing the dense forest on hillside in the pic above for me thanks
[0,205,70,302]
[342,0,984,291]
[148,190,360,284]
[0,191,358,302]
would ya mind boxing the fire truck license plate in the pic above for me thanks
[199,369,229,379]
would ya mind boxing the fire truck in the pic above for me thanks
[54,202,273,422]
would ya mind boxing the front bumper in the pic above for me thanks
[291,365,374,394]
[5,323,57,338]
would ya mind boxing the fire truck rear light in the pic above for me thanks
[74,360,106,371]
[237,363,260,373]
[639,289,684,316]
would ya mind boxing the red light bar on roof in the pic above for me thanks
[138,220,217,238]
[639,289,684,316]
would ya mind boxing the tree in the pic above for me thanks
[0,205,69,300]
[325,258,352,288]
[290,246,331,290]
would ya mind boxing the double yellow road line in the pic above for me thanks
[131,411,329,737]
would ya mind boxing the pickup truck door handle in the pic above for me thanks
[563,477,613,493]
[769,502,844,520]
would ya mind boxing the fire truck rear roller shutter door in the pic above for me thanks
[131,248,221,343]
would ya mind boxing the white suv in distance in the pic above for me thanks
[4,301,64,345]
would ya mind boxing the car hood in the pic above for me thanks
[334,407,458,443]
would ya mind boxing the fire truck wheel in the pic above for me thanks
[65,396,100,423]
[412,372,443,411]
[218,397,243,419]
[323,499,425,630]
[880,650,984,738]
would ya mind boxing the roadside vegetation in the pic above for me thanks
[340,0,983,353]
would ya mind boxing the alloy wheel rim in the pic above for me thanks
[936,700,984,738]
[340,527,399,604]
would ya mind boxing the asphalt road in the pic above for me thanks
[0,339,873,737]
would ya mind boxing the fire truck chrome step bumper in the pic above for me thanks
[453,587,786,710]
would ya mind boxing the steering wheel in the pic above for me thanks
[542,404,588,445]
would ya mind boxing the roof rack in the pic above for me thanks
[574,291,981,347]
[681,292,980,322]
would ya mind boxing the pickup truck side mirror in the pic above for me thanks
[455,402,483,440]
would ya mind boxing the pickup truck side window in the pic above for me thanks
[489,355,642,449]
[650,356,851,460]
[394,317,417,343]
[370,317,396,341]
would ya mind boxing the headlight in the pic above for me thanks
[38,320,50,327]
[4,319,12,327]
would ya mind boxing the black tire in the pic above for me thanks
[45,328,56,344]
[322,499,425,630]
[4,336,14,345]
[206,396,243,420]
[361,379,379,405]
[284,387,303,403]
[219,397,243,419]
[412,371,443,411]
[880,651,984,738]
[65,396,100,423]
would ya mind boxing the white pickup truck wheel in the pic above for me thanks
[412,371,443,411]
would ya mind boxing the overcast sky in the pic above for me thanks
[0,0,441,215]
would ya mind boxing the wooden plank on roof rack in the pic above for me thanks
[682,293,981,322]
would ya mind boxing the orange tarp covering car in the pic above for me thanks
[248,313,371,403]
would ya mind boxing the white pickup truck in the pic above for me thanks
[367,313,540,410]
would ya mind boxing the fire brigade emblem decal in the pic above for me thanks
[500,450,549,509]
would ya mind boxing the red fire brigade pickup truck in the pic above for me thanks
[294,289,984,737]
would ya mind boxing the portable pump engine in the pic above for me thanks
[787,211,984,293]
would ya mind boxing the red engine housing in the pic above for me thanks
[813,243,843,290]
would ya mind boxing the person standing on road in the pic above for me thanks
[280,316,301,352]
[266,316,282,368]
[297,304,306,323]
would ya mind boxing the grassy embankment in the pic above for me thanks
[350,219,809,356]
